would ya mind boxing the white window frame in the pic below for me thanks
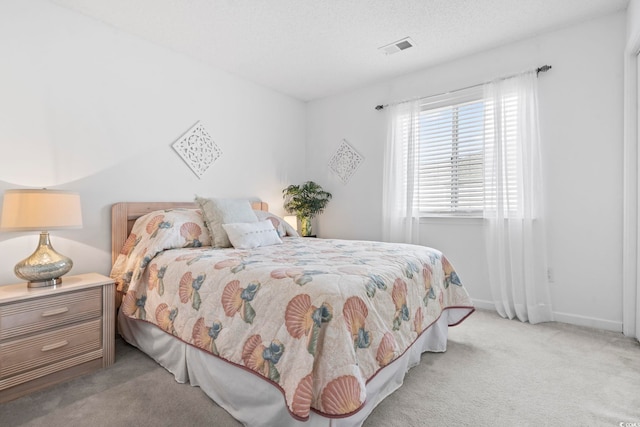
[407,86,519,217]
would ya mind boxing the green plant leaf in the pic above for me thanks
[283,181,332,219]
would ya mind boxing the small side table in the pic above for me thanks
[0,273,115,402]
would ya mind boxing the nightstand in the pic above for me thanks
[0,273,115,402]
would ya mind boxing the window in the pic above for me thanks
[385,71,548,321]
[400,86,519,216]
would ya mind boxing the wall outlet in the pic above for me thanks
[547,267,555,283]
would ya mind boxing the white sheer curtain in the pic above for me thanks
[483,71,553,324]
[382,101,421,244]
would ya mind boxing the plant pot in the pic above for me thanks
[300,217,312,237]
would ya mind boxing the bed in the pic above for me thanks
[110,200,474,426]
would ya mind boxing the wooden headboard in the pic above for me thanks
[111,201,269,265]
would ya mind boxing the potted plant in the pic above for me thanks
[282,181,332,237]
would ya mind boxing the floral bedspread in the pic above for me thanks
[116,235,473,419]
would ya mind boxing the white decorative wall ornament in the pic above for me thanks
[328,139,364,184]
[172,121,222,178]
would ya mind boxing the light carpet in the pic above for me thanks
[1,309,638,427]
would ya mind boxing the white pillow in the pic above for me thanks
[253,210,300,237]
[222,220,283,249]
[196,197,258,248]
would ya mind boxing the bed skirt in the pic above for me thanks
[118,307,472,426]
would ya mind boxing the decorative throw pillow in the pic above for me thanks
[222,219,283,249]
[253,210,300,237]
[195,196,258,248]
[110,208,210,291]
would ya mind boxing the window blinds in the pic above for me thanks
[399,86,519,215]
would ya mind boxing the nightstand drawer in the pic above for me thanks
[0,287,102,340]
[0,318,102,379]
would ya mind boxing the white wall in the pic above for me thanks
[629,0,640,40]
[307,12,626,331]
[0,0,307,285]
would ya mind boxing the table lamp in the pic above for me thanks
[284,215,298,233]
[0,189,83,287]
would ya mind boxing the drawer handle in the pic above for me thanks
[41,340,69,352]
[41,307,69,317]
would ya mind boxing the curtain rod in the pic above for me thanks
[374,64,552,111]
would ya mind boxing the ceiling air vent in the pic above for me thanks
[378,37,415,55]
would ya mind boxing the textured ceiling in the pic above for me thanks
[52,0,629,101]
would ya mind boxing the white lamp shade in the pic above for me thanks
[1,189,83,231]
[284,215,298,231]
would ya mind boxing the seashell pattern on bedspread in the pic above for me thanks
[113,222,474,420]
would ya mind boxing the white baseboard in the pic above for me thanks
[470,299,623,333]
[470,298,495,311]
[552,311,622,333]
